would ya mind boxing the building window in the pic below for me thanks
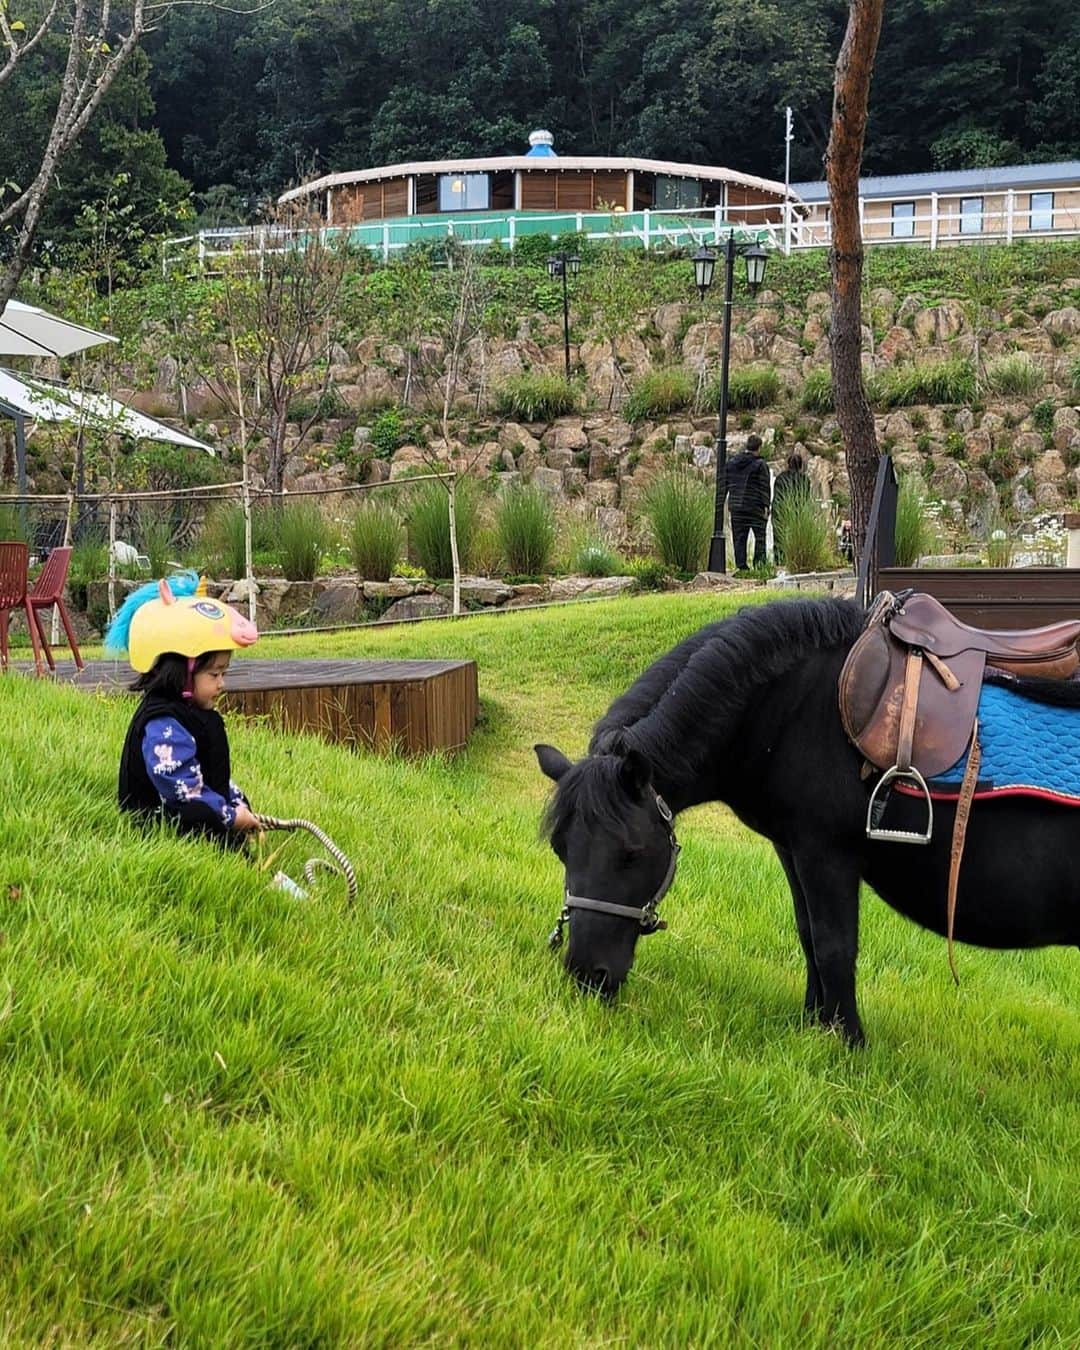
[1029,191,1054,232]
[654,176,702,211]
[891,201,915,238]
[438,173,490,212]
[959,196,983,234]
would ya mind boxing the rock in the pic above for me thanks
[380,593,453,622]
[225,578,260,605]
[878,325,915,363]
[673,434,693,458]
[548,575,637,599]
[1034,449,1068,484]
[688,571,739,590]
[364,459,392,484]
[353,425,372,447]
[542,418,588,452]
[653,302,688,339]
[1035,481,1064,510]
[584,480,618,508]
[563,466,587,495]
[531,466,566,498]
[1012,469,1036,517]
[363,578,422,599]
[1054,426,1080,455]
[498,421,541,457]
[435,576,512,606]
[954,408,975,433]
[882,410,914,443]
[595,507,628,545]
[389,445,428,479]
[929,461,967,499]
[509,583,546,601]
[870,287,898,320]
[692,443,716,471]
[896,294,925,326]
[805,291,830,313]
[1044,307,1080,336]
[313,582,363,624]
[545,448,576,471]
[913,301,965,345]
[587,446,612,480]
[1053,405,1080,430]
[1014,431,1046,458]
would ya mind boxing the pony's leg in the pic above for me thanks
[791,848,864,1047]
[774,844,823,1021]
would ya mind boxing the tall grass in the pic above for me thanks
[139,513,174,575]
[799,367,834,413]
[406,478,478,578]
[622,367,695,423]
[200,503,276,579]
[495,483,557,576]
[893,475,934,567]
[348,500,403,581]
[278,500,335,581]
[702,364,781,411]
[0,504,29,543]
[641,468,712,572]
[984,352,1044,397]
[772,489,835,572]
[873,357,975,407]
[0,595,1077,1344]
[494,372,580,422]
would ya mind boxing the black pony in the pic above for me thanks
[536,596,1080,1045]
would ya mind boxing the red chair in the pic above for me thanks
[0,541,45,674]
[28,546,84,672]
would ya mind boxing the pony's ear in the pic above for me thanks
[535,744,572,782]
[618,748,652,797]
[158,578,174,605]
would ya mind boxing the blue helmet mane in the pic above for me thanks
[103,570,201,656]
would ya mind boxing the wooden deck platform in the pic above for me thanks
[14,658,478,755]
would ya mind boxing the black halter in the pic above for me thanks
[547,793,681,951]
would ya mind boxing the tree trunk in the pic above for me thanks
[826,0,885,564]
[267,409,288,497]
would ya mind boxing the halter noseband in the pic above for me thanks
[547,793,681,951]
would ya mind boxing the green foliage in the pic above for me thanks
[984,353,1043,397]
[625,556,670,590]
[571,538,621,577]
[1032,399,1056,436]
[799,368,834,413]
[0,505,29,544]
[494,373,580,423]
[1070,358,1080,394]
[873,358,975,407]
[772,491,835,573]
[622,367,695,423]
[139,513,174,576]
[494,484,557,576]
[277,501,335,581]
[348,500,404,581]
[640,469,712,573]
[893,476,934,567]
[369,407,408,460]
[703,365,781,412]
[406,479,478,578]
[199,503,276,579]
[69,534,109,587]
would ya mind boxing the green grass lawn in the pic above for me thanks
[1,591,1078,1346]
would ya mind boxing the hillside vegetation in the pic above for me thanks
[0,593,1077,1343]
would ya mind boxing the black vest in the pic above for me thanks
[119,694,232,821]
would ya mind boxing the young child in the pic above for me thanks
[105,573,261,848]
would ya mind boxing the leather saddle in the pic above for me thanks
[841,590,1080,834]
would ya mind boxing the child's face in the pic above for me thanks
[192,652,232,709]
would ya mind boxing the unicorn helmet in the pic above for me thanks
[105,572,259,673]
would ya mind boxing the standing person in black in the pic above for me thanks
[771,450,811,564]
[726,433,771,570]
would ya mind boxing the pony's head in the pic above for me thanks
[536,740,679,997]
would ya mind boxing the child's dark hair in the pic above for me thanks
[130,651,223,696]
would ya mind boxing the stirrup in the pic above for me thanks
[866,765,934,844]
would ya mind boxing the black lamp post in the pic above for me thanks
[692,237,769,572]
[547,251,581,381]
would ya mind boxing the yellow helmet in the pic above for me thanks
[127,577,259,673]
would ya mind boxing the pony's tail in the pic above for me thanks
[103,569,200,656]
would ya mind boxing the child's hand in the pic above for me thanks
[232,804,263,833]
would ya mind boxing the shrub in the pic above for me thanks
[772,489,836,573]
[348,500,403,581]
[703,364,781,411]
[893,475,934,567]
[370,407,407,459]
[626,556,670,590]
[570,533,621,577]
[874,357,975,407]
[406,478,478,578]
[1032,398,1056,437]
[984,353,1043,397]
[70,534,108,585]
[1071,358,1080,394]
[200,503,276,579]
[799,367,834,413]
[494,372,580,422]
[0,505,29,543]
[622,367,695,423]
[495,484,557,576]
[640,469,712,573]
[278,500,335,581]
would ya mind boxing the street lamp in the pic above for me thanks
[547,251,581,381]
[693,234,769,572]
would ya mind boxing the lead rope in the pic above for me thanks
[252,814,358,906]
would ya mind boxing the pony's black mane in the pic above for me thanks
[543,597,864,845]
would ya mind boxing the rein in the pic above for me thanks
[253,814,358,906]
[548,793,680,951]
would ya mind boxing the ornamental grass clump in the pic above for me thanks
[406,479,477,578]
[984,353,1043,397]
[622,367,695,423]
[893,475,934,567]
[200,503,276,579]
[703,364,780,411]
[278,500,335,581]
[641,469,712,573]
[494,372,580,422]
[799,367,834,413]
[495,483,557,576]
[875,357,975,407]
[348,500,404,581]
[771,489,836,574]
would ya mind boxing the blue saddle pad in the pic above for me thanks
[932,680,1080,804]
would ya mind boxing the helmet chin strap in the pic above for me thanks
[182,656,197,699]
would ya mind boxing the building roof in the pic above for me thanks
[791,160,1080,203]
[281,155,795,204]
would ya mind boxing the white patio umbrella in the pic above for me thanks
[0,299,117,358]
